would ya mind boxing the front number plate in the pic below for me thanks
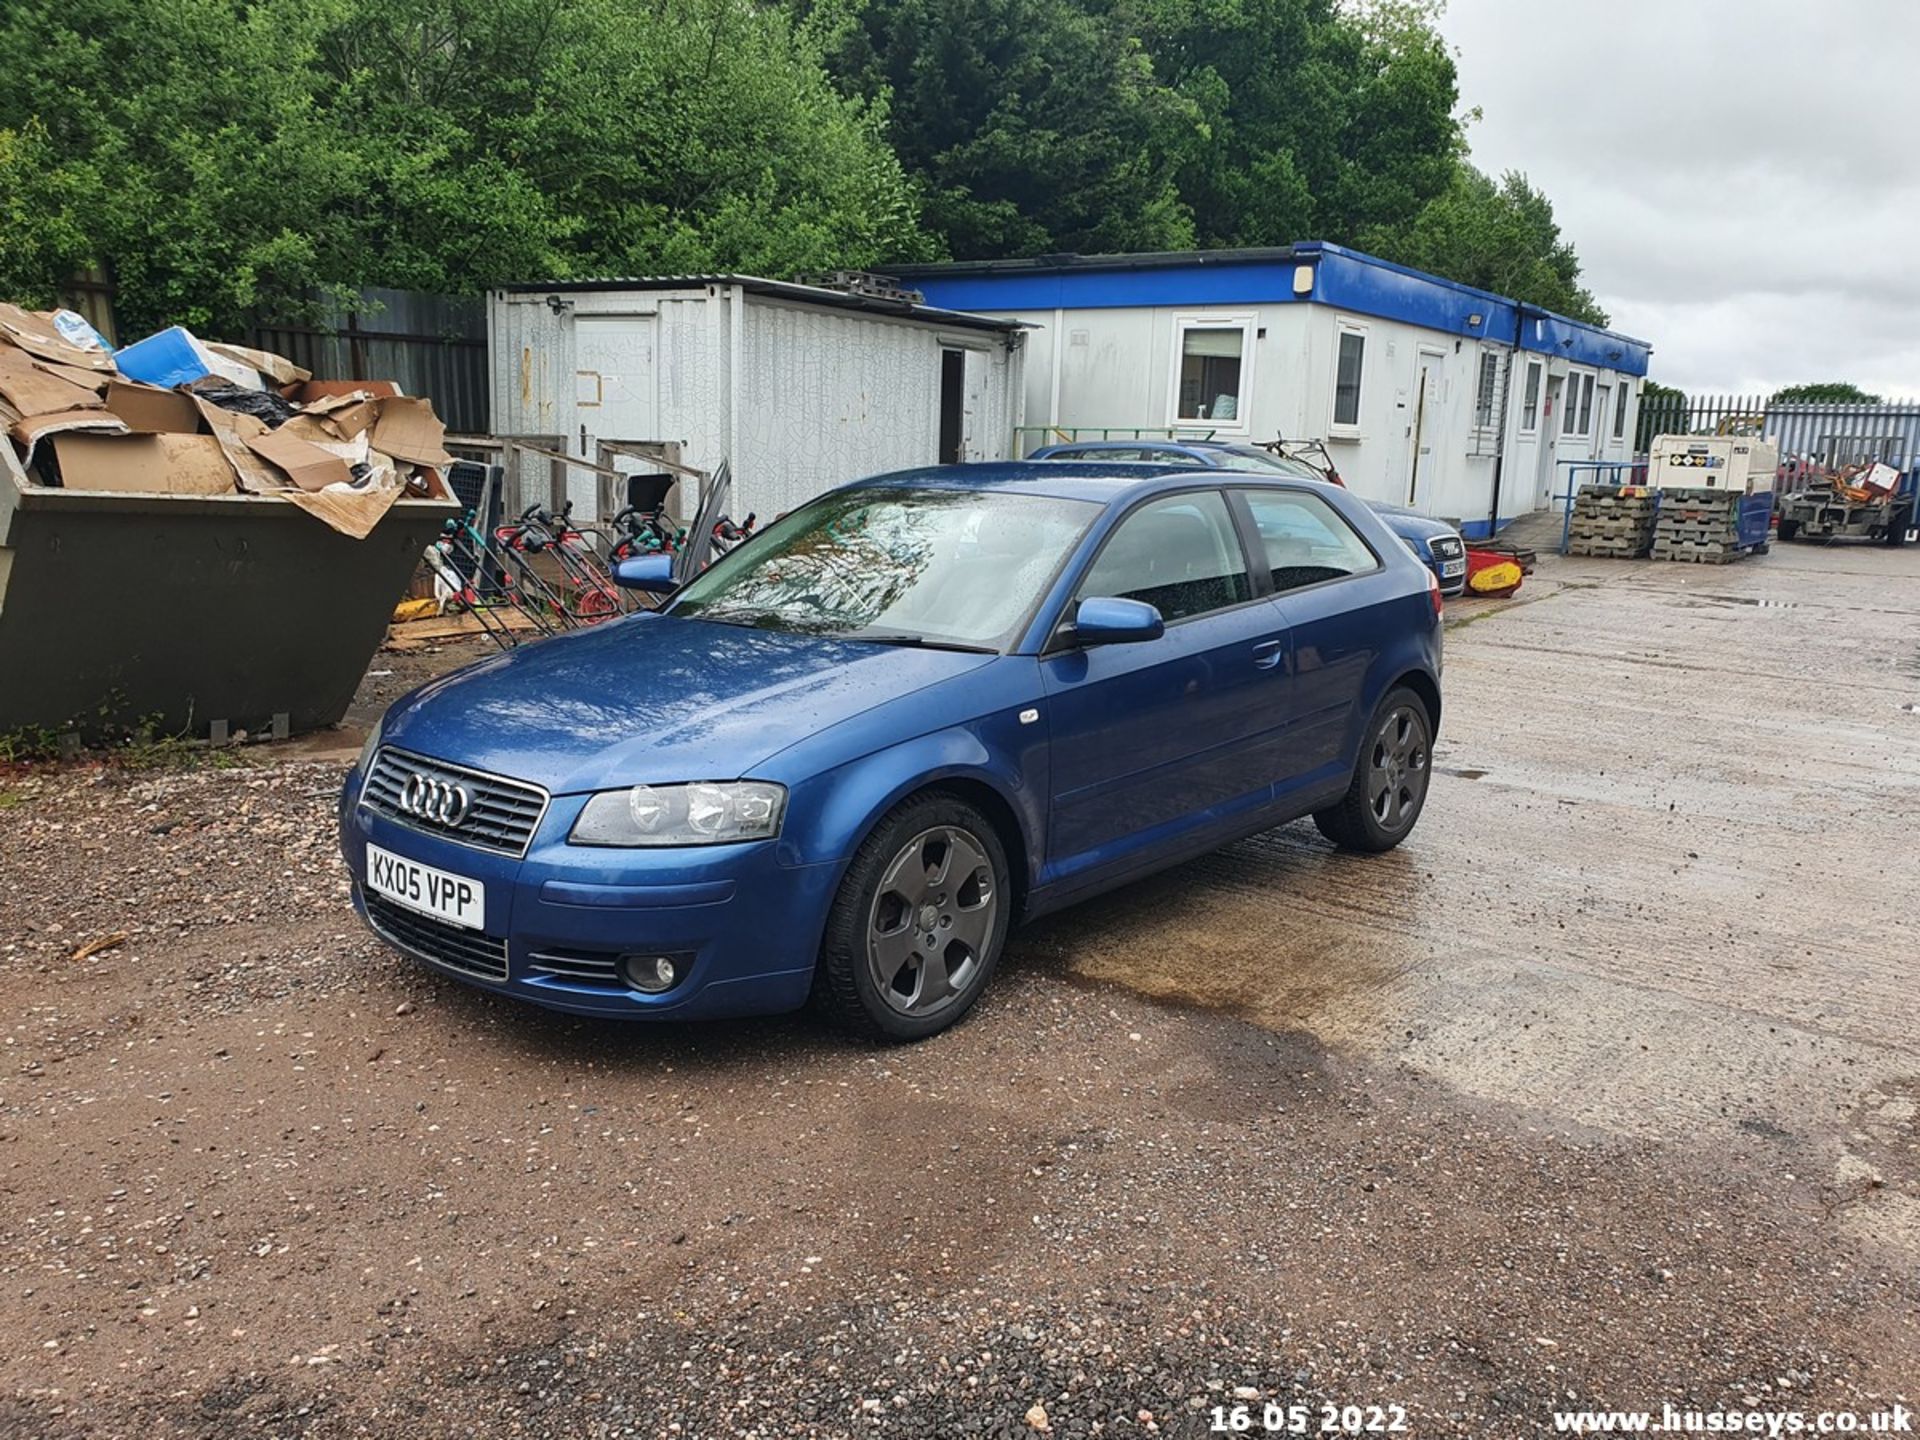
[1441,559,1467,578]
[366,843,486,930]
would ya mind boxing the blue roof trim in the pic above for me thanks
[907,241,1651,377]
[1310,244,1521,347]
[1518,312,1649,375]
[908,261,1305,313]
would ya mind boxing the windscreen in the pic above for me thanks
[670,486,1100,650]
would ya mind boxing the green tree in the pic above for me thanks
[1380,165,1608,325]
[1635,380,1688,448]
[805,0,1202,258]
[0,120,96,311]
[1767,381,1884,405]
[0,0,926,335]
[1135,0,1462,250]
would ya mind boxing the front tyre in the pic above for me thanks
[815,794,1011,1041]
[1313,686,1434,853]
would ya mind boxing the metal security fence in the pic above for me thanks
[249,287,489,434]
[1636,393,1920,473]
[1633,393,1771,450]
[1764,403,1920,472]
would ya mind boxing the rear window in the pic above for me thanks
[1235,488,1380,594]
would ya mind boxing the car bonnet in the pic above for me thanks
[377,613,996,796]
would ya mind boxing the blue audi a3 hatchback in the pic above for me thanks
[341,462,1442,1040]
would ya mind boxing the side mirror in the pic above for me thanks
[1071,595,1165,646]
[612,553,677,594]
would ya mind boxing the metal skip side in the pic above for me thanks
[0,477,455,740]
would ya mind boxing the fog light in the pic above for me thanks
[620,952,686,994]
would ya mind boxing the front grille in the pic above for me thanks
[527,948,624,988]
[365,892,510,982]
[1429,535,1465,561]
[362,747,549,858]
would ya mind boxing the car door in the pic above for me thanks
[1231,485,1386,805]
[1039,488,1292,888]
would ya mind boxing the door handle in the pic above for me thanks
[1251,638,1284,671]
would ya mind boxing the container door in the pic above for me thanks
[574,316,658,516]
[1537,374,1565,507]
[937,348,965,463]
[1407,347,1445,511]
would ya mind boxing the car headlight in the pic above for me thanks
[356,717,383,776]
[569,781,787,847]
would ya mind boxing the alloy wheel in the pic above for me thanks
[1367,703,1430,833]
[866,826,998,1017]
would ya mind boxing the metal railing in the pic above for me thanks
[1553,459,1649,554]
[1013,425,1219,457]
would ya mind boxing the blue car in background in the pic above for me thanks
[341,463,1443,1041]
[1027,439,1469,596]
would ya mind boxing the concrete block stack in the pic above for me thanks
[1566,485,1658,558]
[1653,487,1746,564]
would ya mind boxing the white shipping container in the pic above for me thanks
[489,278,1026,524]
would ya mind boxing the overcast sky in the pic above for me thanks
[1435,0,1920,399]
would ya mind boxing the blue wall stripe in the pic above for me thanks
[908,242,1651,378]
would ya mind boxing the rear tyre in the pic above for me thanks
[814,794,1011,1042]
[1777,519,1800,542]
[1313,686,1434,853]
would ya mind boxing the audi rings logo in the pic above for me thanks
[400,773,471,828]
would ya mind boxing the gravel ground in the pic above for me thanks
[1,544,1916,1438]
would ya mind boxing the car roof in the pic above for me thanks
[850,460,1247,504]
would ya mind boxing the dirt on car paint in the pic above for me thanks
[1,543,1917,1438]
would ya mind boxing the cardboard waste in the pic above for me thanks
[0,304,452,539]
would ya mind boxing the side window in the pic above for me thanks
[1046,447,1091,460]
[1474,351,1500,429]
[1173,322,1250,424]
[1236,488,1380,594]
[1079,491,1251,623]
[1332,325,1366,429]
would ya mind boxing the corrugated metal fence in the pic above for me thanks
[1762,403,1920,472]
[1637,392,1920,473]
[249,287,488,434]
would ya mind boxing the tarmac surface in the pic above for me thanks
[1,539,1916,1438]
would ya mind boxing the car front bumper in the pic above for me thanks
[339,769,837,1020]
[1429,550,1469,596]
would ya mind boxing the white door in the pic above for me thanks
[1590,386,1612,463]
[1538,374,1565,505]
[1406,348,1445,510]
[574,316,658,516]
[960,349,995,461]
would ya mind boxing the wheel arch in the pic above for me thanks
[785,733,1043,919]
[908,776,1032,920]
[1392,667,1443,735]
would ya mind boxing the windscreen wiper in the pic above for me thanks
[679,606,789,629]
[839,630,998,654]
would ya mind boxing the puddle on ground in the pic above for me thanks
[1013,831,1428,1046]
[1672,595,1801,612]
[1698,593,1799,608]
